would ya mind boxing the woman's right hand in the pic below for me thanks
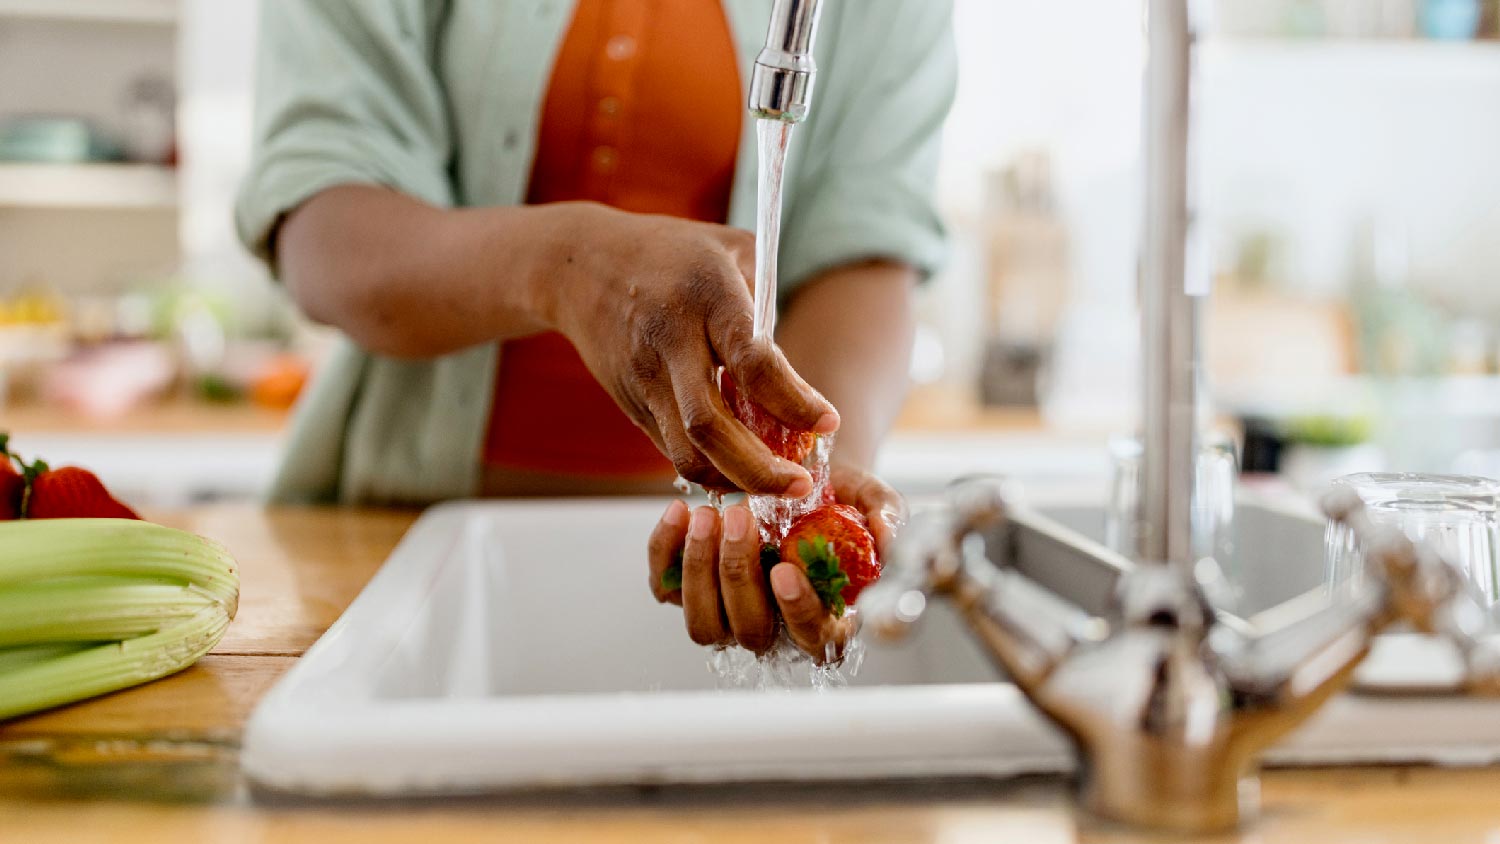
[548,204,838,495]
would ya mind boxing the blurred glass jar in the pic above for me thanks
[1106,432,1239,575]
[1325,473,1500,617]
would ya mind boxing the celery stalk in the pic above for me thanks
[0,519,239,610]
[0,577,219,646]
[0,608,229,720]
[0,643,94,674]
[0,519,239,720]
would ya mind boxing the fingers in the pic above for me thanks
[770,563,850,664]
[682,506,730,646]
[831,464,908,553]
[667,352,813,496]
[709,315,839,436]
[649,499,689,605]
[646,388,735,491]
[717,504,776,654]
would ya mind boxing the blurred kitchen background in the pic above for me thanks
[6,0,1500,506]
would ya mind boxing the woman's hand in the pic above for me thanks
[551,205,838,496]
[646,463,907,662]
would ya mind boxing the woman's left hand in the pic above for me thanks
[646,463,906,662]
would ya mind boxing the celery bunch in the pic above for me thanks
[0,519,239,720]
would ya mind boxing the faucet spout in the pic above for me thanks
[749,0,825,123]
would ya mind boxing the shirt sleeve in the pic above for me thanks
[234,0,455,272]
[777,0,956,297]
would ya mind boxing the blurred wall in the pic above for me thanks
[1200,41,1500,312]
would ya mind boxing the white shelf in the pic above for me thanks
[0,163,177,210]
[0,0,176,25]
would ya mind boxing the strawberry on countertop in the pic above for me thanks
[777,503,881,617]
[0,435,23,520]
[720,372,818,466]
[24,462,140,521]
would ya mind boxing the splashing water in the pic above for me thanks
[713,433,863,688]
[708,629,866,691]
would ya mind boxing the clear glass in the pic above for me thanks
[1105,431,1238,571]
[1324,473,1500,614]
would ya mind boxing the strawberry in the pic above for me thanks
[0,435,22,520]
[24,462,140,520]
[777,503,881,617]
[720,372,818,466]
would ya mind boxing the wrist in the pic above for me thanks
[533,202,634,337]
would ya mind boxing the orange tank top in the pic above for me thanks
[484,0,742,477]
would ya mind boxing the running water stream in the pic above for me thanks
[752,118,792,342]
[698,118,862,688]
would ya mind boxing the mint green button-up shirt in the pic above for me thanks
[236,0,956,505]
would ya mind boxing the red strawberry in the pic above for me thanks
[0,436,22,520]
[25,463,140,520]
[777,503,881,616]
[720,372,817,466]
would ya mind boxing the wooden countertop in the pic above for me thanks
[3,505,1499,843]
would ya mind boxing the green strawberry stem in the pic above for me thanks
[660,550,684,592]
[16,457,47,519]
[796,536,851,617]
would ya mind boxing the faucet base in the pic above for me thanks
[1079,754,1258,834]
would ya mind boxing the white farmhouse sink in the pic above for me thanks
[243,498,1500,797]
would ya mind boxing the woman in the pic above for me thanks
[236,0,955,659]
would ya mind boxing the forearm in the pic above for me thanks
[276,186,594,358]
[776,260,917,471]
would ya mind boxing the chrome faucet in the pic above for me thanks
[860,480,1500,832]
[857,0,1500,832]
[749,0,824,123]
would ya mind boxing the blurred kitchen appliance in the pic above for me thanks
[978,152,1069,407]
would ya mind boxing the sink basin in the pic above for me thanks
[243,497,1500,797]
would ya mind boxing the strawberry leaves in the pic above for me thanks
[796,536,851,617]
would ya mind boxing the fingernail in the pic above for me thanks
[724,506,750,542]
[813,411,840,434]
[663,499,688,528]
[771,566,805,601]
[690,506,716,540]
[785,474,813,498]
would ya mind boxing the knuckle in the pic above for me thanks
[683,263,728,305]
[719,551,760,589]
[635,306,676,352]
[674,455,718,485]
[783,596,824,627]
[629,346,662,384]
[730,342,776,387]
[681,403,726,448]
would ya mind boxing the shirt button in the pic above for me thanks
[598,96,622,117]
[592,146,619,173]
[606,35,636,61]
